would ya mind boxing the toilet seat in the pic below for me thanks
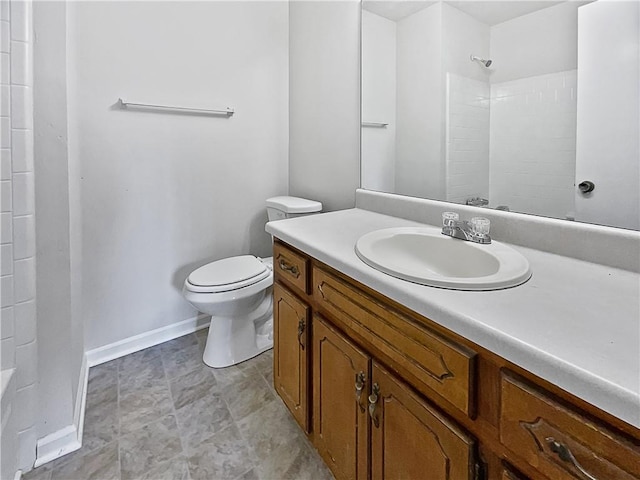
[186,255,271,293]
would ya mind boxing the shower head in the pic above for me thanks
[470,55,492,68]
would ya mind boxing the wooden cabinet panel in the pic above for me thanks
[500,372,640,480]
[273,282,310,432]
[313,316,370,480]
[274,242,309,295]
[370,362,476,480]
[313,266,476,417]
[500,463,528,480]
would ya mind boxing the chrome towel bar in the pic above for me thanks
[117,98,234,116]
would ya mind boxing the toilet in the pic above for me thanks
[182,196,322,368]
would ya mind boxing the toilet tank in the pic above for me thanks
[266,196,322,221]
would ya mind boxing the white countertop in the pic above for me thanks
[266,208,640,429]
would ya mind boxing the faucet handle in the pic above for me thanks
[471,217,490,236]
[442,212,459,226]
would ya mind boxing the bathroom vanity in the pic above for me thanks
[267,199,640,480]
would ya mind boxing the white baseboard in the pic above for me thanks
[86,314,210,367]
[33,426,81,468]
[33,355,87,469]
[74,354,89,445]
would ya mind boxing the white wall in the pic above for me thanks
[0,0,38,473]
[490,2,580,84]
[442,3,490,83]
[33,0,84,455]
[289,0,360,212]
[574,0,639,230]
[361,10,396,193]
[395,3,443,199]
[67,1,290,350]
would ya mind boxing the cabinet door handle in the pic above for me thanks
[317,283,325,298]
[279,259,300,277]
[297,319,306,350]
[546,437,598,480]
[355,371,366,412]
[368,383,380,428]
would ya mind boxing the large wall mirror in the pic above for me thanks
[361,0,639,230]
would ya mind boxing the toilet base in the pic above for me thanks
[202,294,273,368]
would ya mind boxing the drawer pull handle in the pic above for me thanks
[546,437,598,480]
[368,383,380,428]
[355,371,366,412]
[317,283,325,298]
[297,319,306,350]
[279,259,300,278]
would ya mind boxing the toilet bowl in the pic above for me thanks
[182,196,322,368]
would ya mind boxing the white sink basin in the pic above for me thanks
[355,227,532,291]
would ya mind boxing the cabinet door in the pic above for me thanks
[313,316,370,480]
[273,282,310,432]
[370,362,476,480]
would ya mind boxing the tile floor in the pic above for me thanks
[24,329,333,480]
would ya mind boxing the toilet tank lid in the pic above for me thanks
[266,196,322,214]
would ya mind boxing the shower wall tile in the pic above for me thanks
[11,171,34,215]
[13,299,35,344]
[1,274,13,307]
[445,73,490,205]
[10,40,28,85]
[9,0,28,42]
[1,178,11,211]
[1,335,14,369]
[3,2,37,474]
[1,115,10,147]
[0,19,7,52]
[13,215,34,259]
[15,385,37,433]
[10,85,32,129]
[1,84,9,115]
[15,341,36,387]
[13,256,35,303]
[11,129,32,172]
[1,148,10,179]
[1,52,9,83]
[0,213,13,244]
[1,243,12,274]
[1,305,13,339]
[0,211,11,243]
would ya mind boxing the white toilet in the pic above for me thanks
[182,196,322,368]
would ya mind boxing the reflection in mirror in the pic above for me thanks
[361,0,639,230]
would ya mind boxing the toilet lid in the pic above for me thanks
[187,255,269,289]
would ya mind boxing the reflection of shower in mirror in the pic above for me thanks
[470,55,492,67]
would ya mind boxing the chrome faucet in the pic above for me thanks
[441,212,491,244]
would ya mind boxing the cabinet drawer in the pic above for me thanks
[500,373,640,480]
[313,267,476,417]
[274,242,309,295]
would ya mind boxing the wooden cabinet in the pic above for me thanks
[273,282,310,432]
[313,316,370,480]
[313,315,475,480]
[271,239,640,480]
[500,373,640,480]
[370,362,476,480]
[313,267,476,417]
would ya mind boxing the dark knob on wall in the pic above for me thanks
[578,181,595,193]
